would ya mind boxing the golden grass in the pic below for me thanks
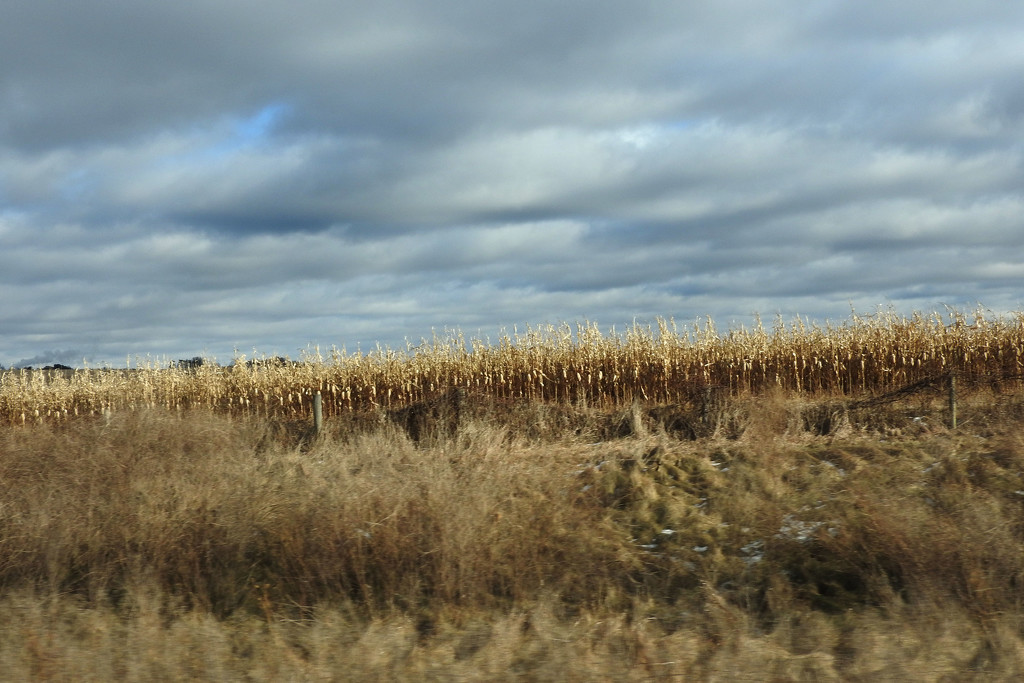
[5,587,1019,681]
[3,307,1023,425]
[2,384,1024,679]
[3,307,1024,678]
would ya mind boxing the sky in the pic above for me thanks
[2,1,1023,368]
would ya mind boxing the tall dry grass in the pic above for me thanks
[3,307,1023,425]
[3,384,1024,678]
[0,410,634,618]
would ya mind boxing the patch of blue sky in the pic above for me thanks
[229,102,293,146]
[159,101,294,169]
[607,117,706,149]
[661,118,702,131]
[58,167,98,202]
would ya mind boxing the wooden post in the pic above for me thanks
[948,371,957,430]
[313,391,323,435]
[701,386,712,425]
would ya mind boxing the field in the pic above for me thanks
[3,307,1022,426]
[3,308,1024,680]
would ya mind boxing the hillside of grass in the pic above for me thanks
[3,381,1024,679]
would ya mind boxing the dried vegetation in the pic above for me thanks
[2,308,1024,679]
[2,307,1022,425]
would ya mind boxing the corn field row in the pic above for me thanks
[3,308,1023,425]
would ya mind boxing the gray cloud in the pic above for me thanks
[1,1,1022,366]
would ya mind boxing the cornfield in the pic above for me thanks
[3,307,1023,425]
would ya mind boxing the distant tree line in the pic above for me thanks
[171,356,292,371]
[3,357,298,372]
[5,363,74,371]
[172,357,206,371]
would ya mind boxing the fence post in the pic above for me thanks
[701,386,713,425]
[948,371,957,430]
[313,391,323,435]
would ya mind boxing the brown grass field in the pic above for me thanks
[3,308,1024,680]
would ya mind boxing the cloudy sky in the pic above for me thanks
[2,1,1023,367]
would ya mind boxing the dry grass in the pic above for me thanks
[0,410,631,617]
[3,307,1024,678]
[3,307,1023,425]
[2,381,1024,679]
[6,588,1019,681]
